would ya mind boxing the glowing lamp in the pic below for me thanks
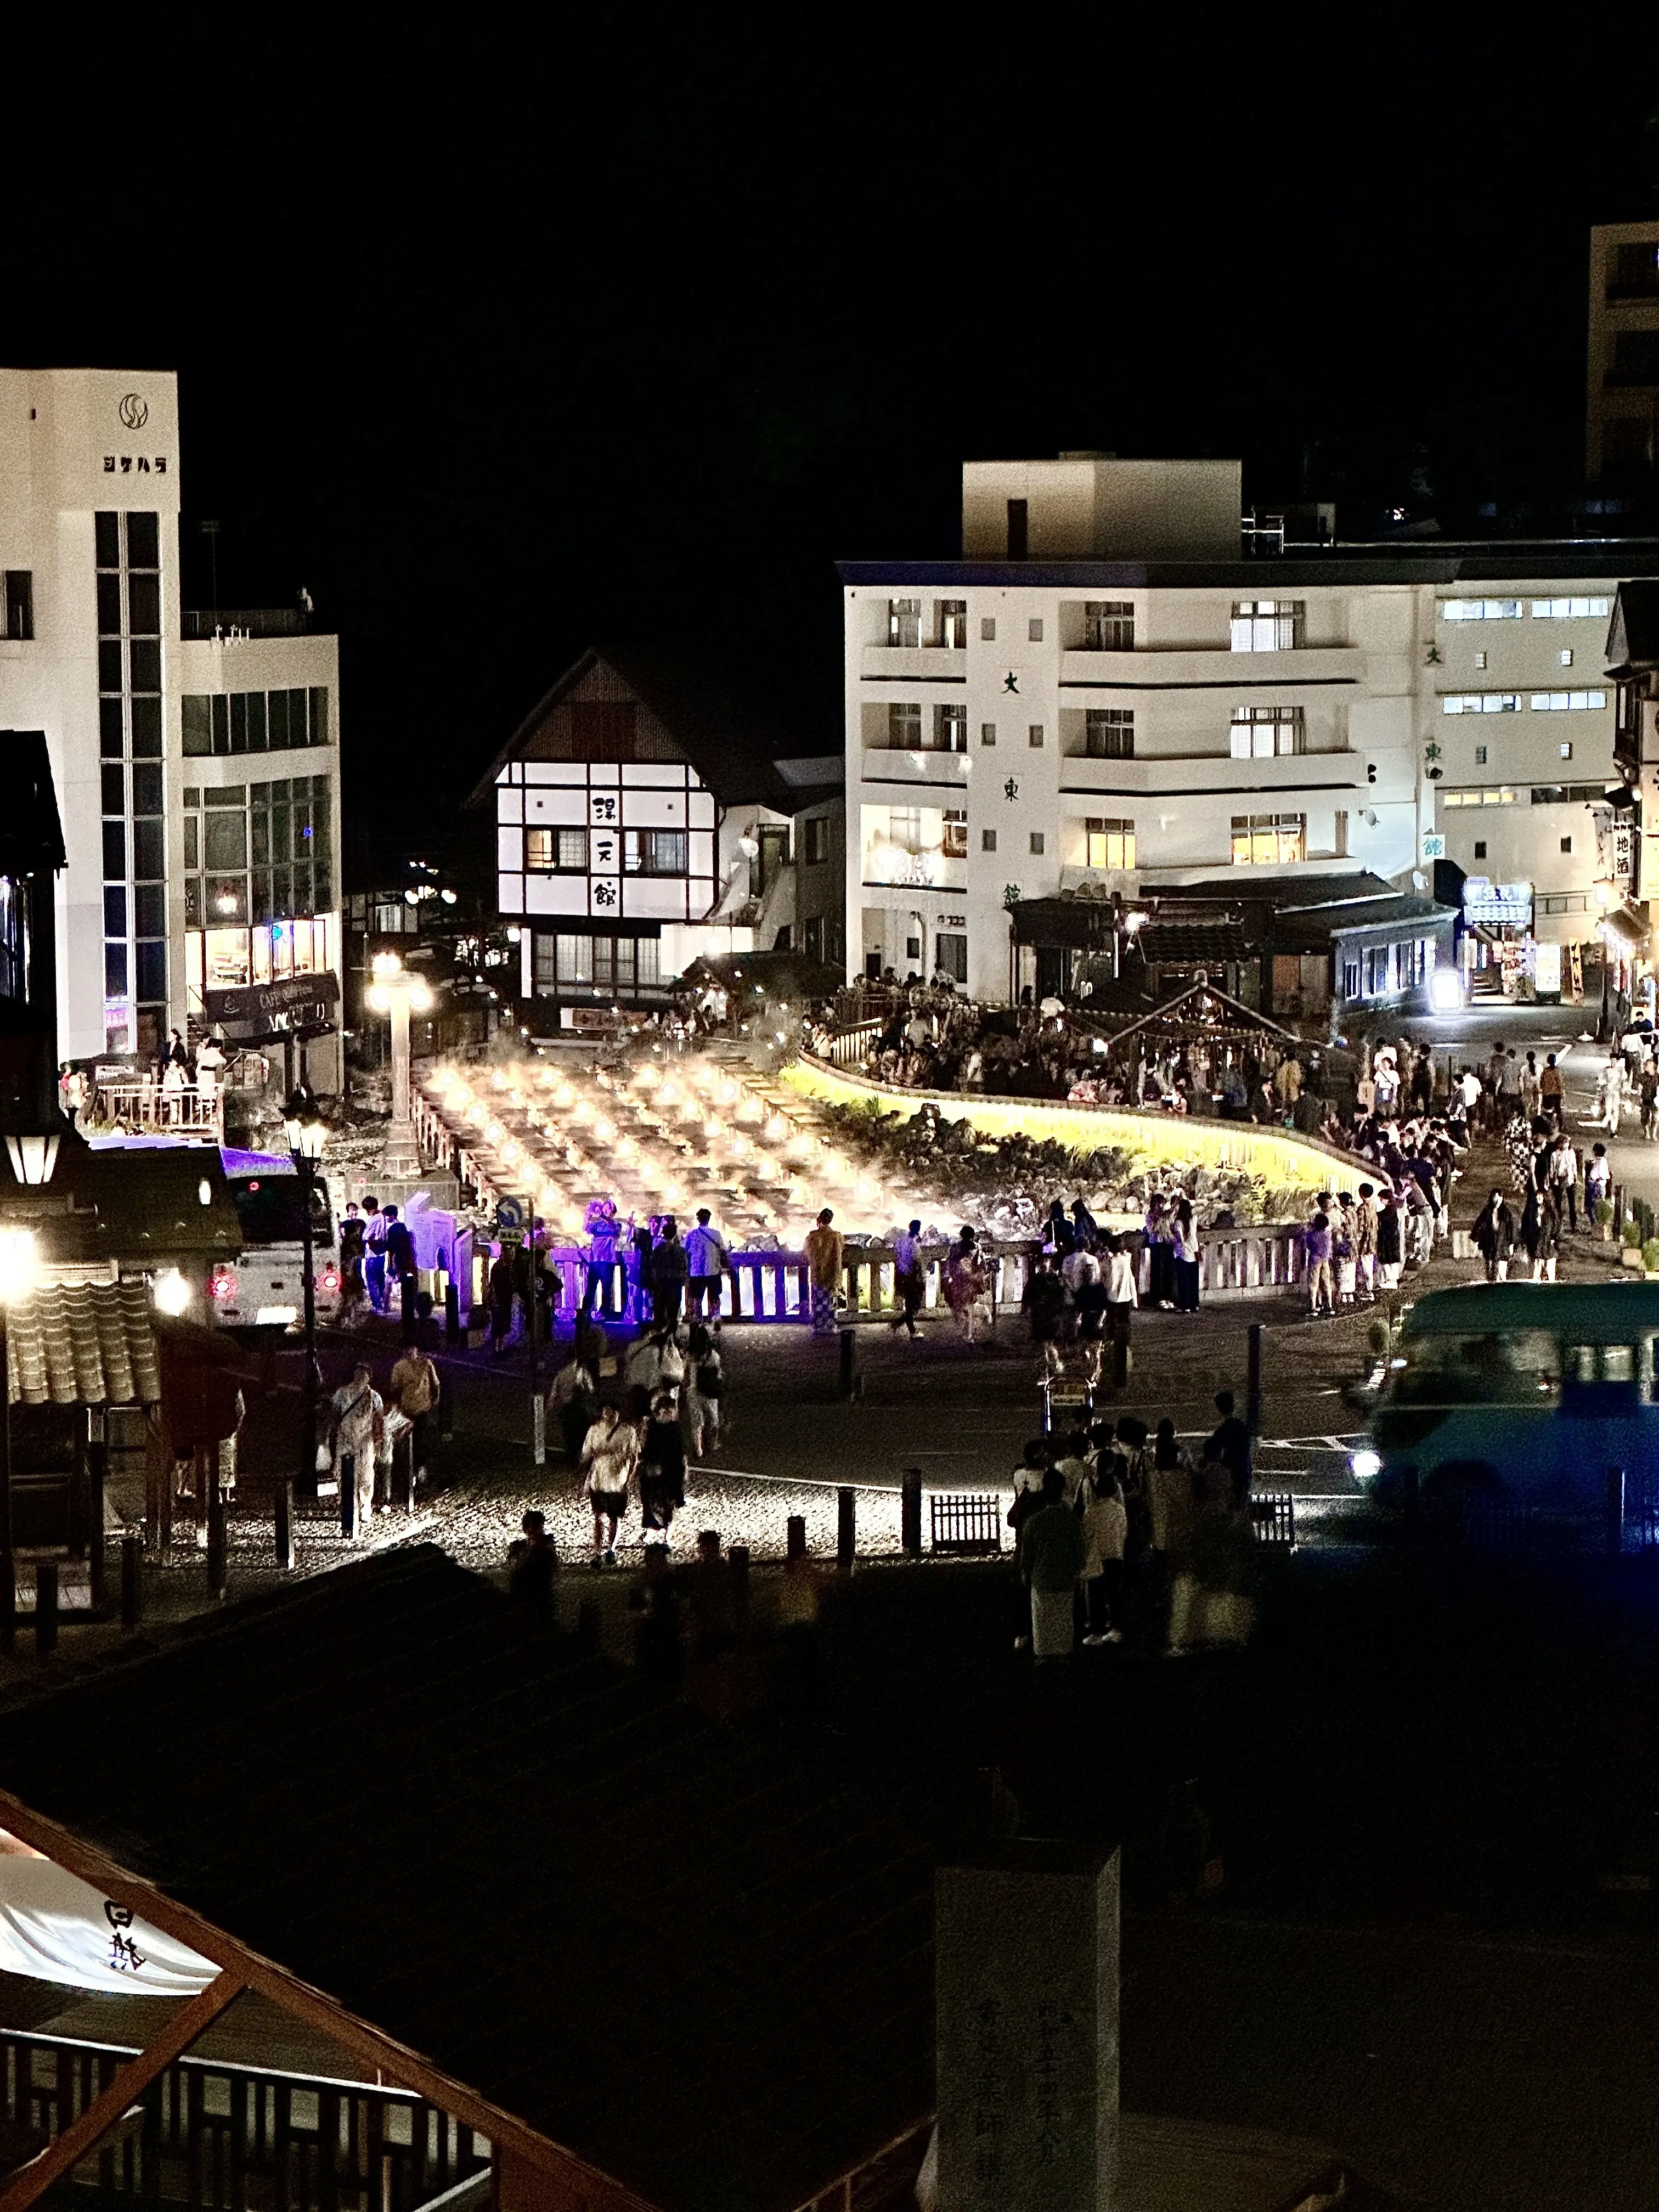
[152,1268,192,1317]
[5,1133,59,1187]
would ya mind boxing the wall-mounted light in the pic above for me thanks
[5,1133,58,1188]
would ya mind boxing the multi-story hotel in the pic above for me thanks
[841,456,1659,1003]
[0,369,342,1085]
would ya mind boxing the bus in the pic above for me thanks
[208,1149,340,1333]
[1353,1282,1659,1516]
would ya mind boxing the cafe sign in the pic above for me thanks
[1462,877,1533,928]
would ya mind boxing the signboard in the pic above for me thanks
[203,972,341,1024]
[1461,877,1533,929]
[1421,833,1446,862]
[495,1197,526,1232]
[1534,943,1563,998]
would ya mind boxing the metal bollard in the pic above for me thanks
[837,1486,856,1575]
[120,1536,142,1628]
[838,1327,857,1401]
[340,1456,357,1539]
[1606,1467,1626,1556]
[206,1483,227,1597]
[901,1469,923,1558]
[786,1514,806,1562]
[273,1477,295,1571]
[34,1564,57,1658]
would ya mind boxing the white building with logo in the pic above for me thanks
[841,457,1659,1002]
[0,369,343,1085]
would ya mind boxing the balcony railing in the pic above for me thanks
[183,608,309,640]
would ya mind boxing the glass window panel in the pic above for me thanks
[204,785,246,806]
[556,934,592,984]
[309,689,329,746]
[131,696,162,757]
[128,639,161,693]
[103,887,127,936]
[211,695,230,754]
[273,864,292,914]
[132,763,163,817]
[184,816,199,870]
[230,694,248,752]
[313,856,332,909]
[125,512,158,569]
[251,811,270,864]
[126,573,160,635]
[98,641,123,693]
[204,928,251,988]
[133,820,164,882]
[252,870,273,925]
[246,691,267,751]
[207,877,247,924]
[104,944,128,997]
[185,878,202,928]
[268,922,293,978]
[638,938,661,986]
[203,814,247,871]
[94,512,120,569]
[265,690,288,748]
[100,764,125,816]
[101,821,126,879]
[135,941,167,1002]
[96,575,122,636]
[288,690,308,744]
[182,697,211,757]
[100,699,125,758]
[251,927,272,984]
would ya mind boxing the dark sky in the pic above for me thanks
[9,19,1659,884]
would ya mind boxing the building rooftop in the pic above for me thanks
[0,1547,936,2212]
[838,543,1659,590]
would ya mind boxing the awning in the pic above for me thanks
[1602,903,1650,952]
[6,1280,161,1408]
[0,1844,216,1995]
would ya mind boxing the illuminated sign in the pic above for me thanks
[1462,877,1533,927]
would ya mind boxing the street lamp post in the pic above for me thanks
[283,1099,328,1511]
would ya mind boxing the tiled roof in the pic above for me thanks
[0,1548,936,2212]
[5,1279,160,1407]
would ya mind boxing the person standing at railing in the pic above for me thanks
[195,1032,225,1124]
[684,1208,733,1325]
[160,1052,187,1126]
[804,1209,844,1337]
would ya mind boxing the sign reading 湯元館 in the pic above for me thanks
[204,972,341,1024]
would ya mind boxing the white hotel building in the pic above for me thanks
[842,457,1659,1004]
[0,369,342,1084]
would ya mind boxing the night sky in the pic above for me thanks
[9,21,1659,884]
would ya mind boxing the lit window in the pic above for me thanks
[1085,817,1136,870]
[1231,599,1304,651]
[1528,691,1606,712]
[933,703,968,752]
[887,599,921,647]
[943,809,969,859]
[1560,742,1573,760]
[1560,648,1573,667]
[1530,597,1610,619]
[1231,813,1306,865]
[525,827,587,872]
[1442,693,1521,714]
[622,829,687,876]
[1229,706,1304,758]
[1440,599,1522,622]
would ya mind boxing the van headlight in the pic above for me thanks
[1350,1448,1382,1483]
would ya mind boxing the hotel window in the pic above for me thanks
[981,828,997,853]
[1029,832,1045,855]
[554,933,593,985]
[1440,788,1516,808]
[803,816,831,865]
[887,702,922,748]
[1474,746,1487,765]
[1439,599,1522,622]
[591,935,661,990]
[1229,706,1305,758]
[1442,693,1520,714]
[936,599,968,648]
[980,616,996,641]
[1529,783,1604,804]
[526,827,588,872]
[1528,690,1606,712]
[980,722,996,746]
[1474,841,1487,859]
[1028,724,1044,748]
[887,599,921,647]
[1230,599,1304,651]
[934,702,968,752]
[1531,596,1610,619]
[1084,708,1135,759]
[1559,742,1573,760]
[1231,812,1306,865]
[942,808,969,859]
[1085,817,1136,870]
[1028,618,1044,642]
[623,828,687,876]
[1083,600,1134,651]
[182,687,328,758]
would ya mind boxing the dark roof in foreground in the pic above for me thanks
[0,1547,934,2212]
[1608,578,1659,670]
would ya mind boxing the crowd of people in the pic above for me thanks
[1010,1391,1259,1660]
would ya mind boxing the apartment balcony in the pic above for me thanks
[1059,749,1367,799]
[859,645,968,684]
[861,849,968,893]
[859,747,970,789]
[1059,646,1364,691]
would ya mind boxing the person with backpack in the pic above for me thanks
[684,1208,733,1324]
